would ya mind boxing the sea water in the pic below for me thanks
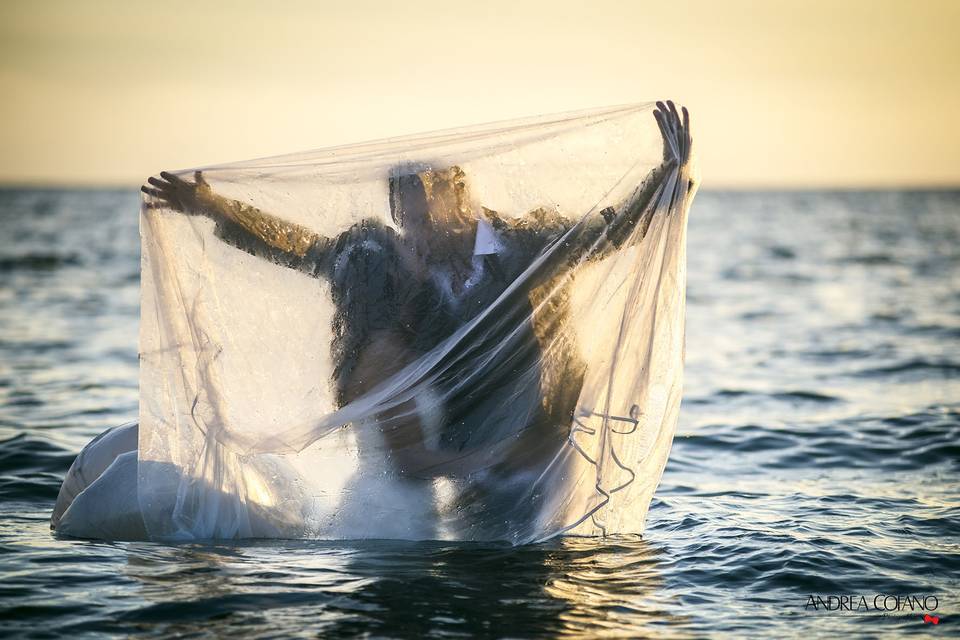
[0,188,957,637]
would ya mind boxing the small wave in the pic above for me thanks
[903,324,960,339]
[4,389,46,408]
[710,389,840,404]
[768,245,796,260]
[772,391,840,404]
[714,389,749,398]
[0,253,81,271]
[0,474,62,502]
[839,253,898,266]
[870,312,903,323]
[802,348,876,360]
[0,434,74,476]
[854,359,960,378]
[675,406,960,472]
[903,442,960,467]
[739,310,777,320]
[0,339,73,353]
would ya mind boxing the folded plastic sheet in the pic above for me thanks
[138,102,698,543]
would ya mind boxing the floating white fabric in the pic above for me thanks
[117,102,696,543]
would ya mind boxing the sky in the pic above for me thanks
[1,0,958,188]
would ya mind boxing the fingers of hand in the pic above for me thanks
[159,171,188,188]
[653,109,669,134]
[146,171,200,208]
[146,176,169,191]
[655,101,677,133]
[653,107,679,162]
[666,100,680,126]
[671,104,686,162]
[653,109,672,146]
[654,100,691,164]
[141,185,176,210]
[143,172,193,209]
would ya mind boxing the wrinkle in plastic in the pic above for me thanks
[138,103,698,543]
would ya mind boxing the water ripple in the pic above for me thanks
[1,189,958,637]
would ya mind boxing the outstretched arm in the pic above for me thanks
[579,100,693,261]
[141,171,333,269]
[491,101,692,276]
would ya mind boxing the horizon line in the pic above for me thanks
[2,178,960,193]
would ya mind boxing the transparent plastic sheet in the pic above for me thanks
[138,102,698,543]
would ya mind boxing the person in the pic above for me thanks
[53,102,693,539]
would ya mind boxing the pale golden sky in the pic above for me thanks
[1,0,958,188]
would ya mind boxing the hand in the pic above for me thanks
[141,171,212,214]
[653,100,692,166]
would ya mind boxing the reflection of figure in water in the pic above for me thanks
[317,537,671,638]
[137,102,691,539]
[116,538,673,638]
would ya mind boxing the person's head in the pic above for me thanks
[388,164,476,261]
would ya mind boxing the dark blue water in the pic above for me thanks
[1,188,958,637]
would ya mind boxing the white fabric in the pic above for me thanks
[473,218,504,255]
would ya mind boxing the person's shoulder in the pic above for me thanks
[344,217,396,236]
[489,206,570,249]
[307,218,399,277]
[334,217,398,248]
[486,206,568,230]
[527,207,570,232]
